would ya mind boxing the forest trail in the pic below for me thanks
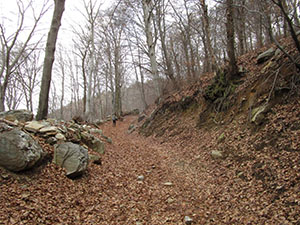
[96,115,250,224]
[1,112,299,224]
[98,115,206,224]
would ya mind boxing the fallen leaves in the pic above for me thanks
[0,82,300,224]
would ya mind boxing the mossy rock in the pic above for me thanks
[251,104,268,125]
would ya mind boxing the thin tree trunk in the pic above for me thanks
[60,63,65,120]
[36,0,66,120]
[200,0,218,71]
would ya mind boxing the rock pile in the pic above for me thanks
[0,110,111,178]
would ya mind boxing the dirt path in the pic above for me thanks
[94,116,247,224]
[98,116,202,224]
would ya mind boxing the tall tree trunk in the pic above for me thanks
[142,0,161,97]
[226,0,238,79]
[156,1,178,90]
[236,0,246,55]
[182,34,192,80]
[36,0,66,120]
[200,0,217,71]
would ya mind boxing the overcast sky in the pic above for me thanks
[0,0,111,49]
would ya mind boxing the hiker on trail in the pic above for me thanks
[112,114,117,127]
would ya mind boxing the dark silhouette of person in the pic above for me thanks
[112,114,117,127]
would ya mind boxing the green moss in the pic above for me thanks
[204,69,230,102]
[204,68,238,112]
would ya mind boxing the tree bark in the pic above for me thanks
[236,0,246,55]
[226,0,238,79]
[36,0,66,120]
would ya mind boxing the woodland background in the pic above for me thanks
[0,0,299,120]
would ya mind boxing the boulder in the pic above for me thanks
[0,129,45,172]
[0,110,33,123]
[53,142,89,178]
[257,47,275,64]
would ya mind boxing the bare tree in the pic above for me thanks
[56,46,66,119]
[126,26,148,110]
[0,0,49,112]
[36,0,66,120]
[16,51,42,112]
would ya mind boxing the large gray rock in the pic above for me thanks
[0,110,33,123]
[257,47,275,64]
[53,142,89,178]
[0,129,45,172]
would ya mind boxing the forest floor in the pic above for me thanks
[1,108,299,224]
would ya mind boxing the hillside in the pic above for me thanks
[0,36,299,224]
[136,36,300,223]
